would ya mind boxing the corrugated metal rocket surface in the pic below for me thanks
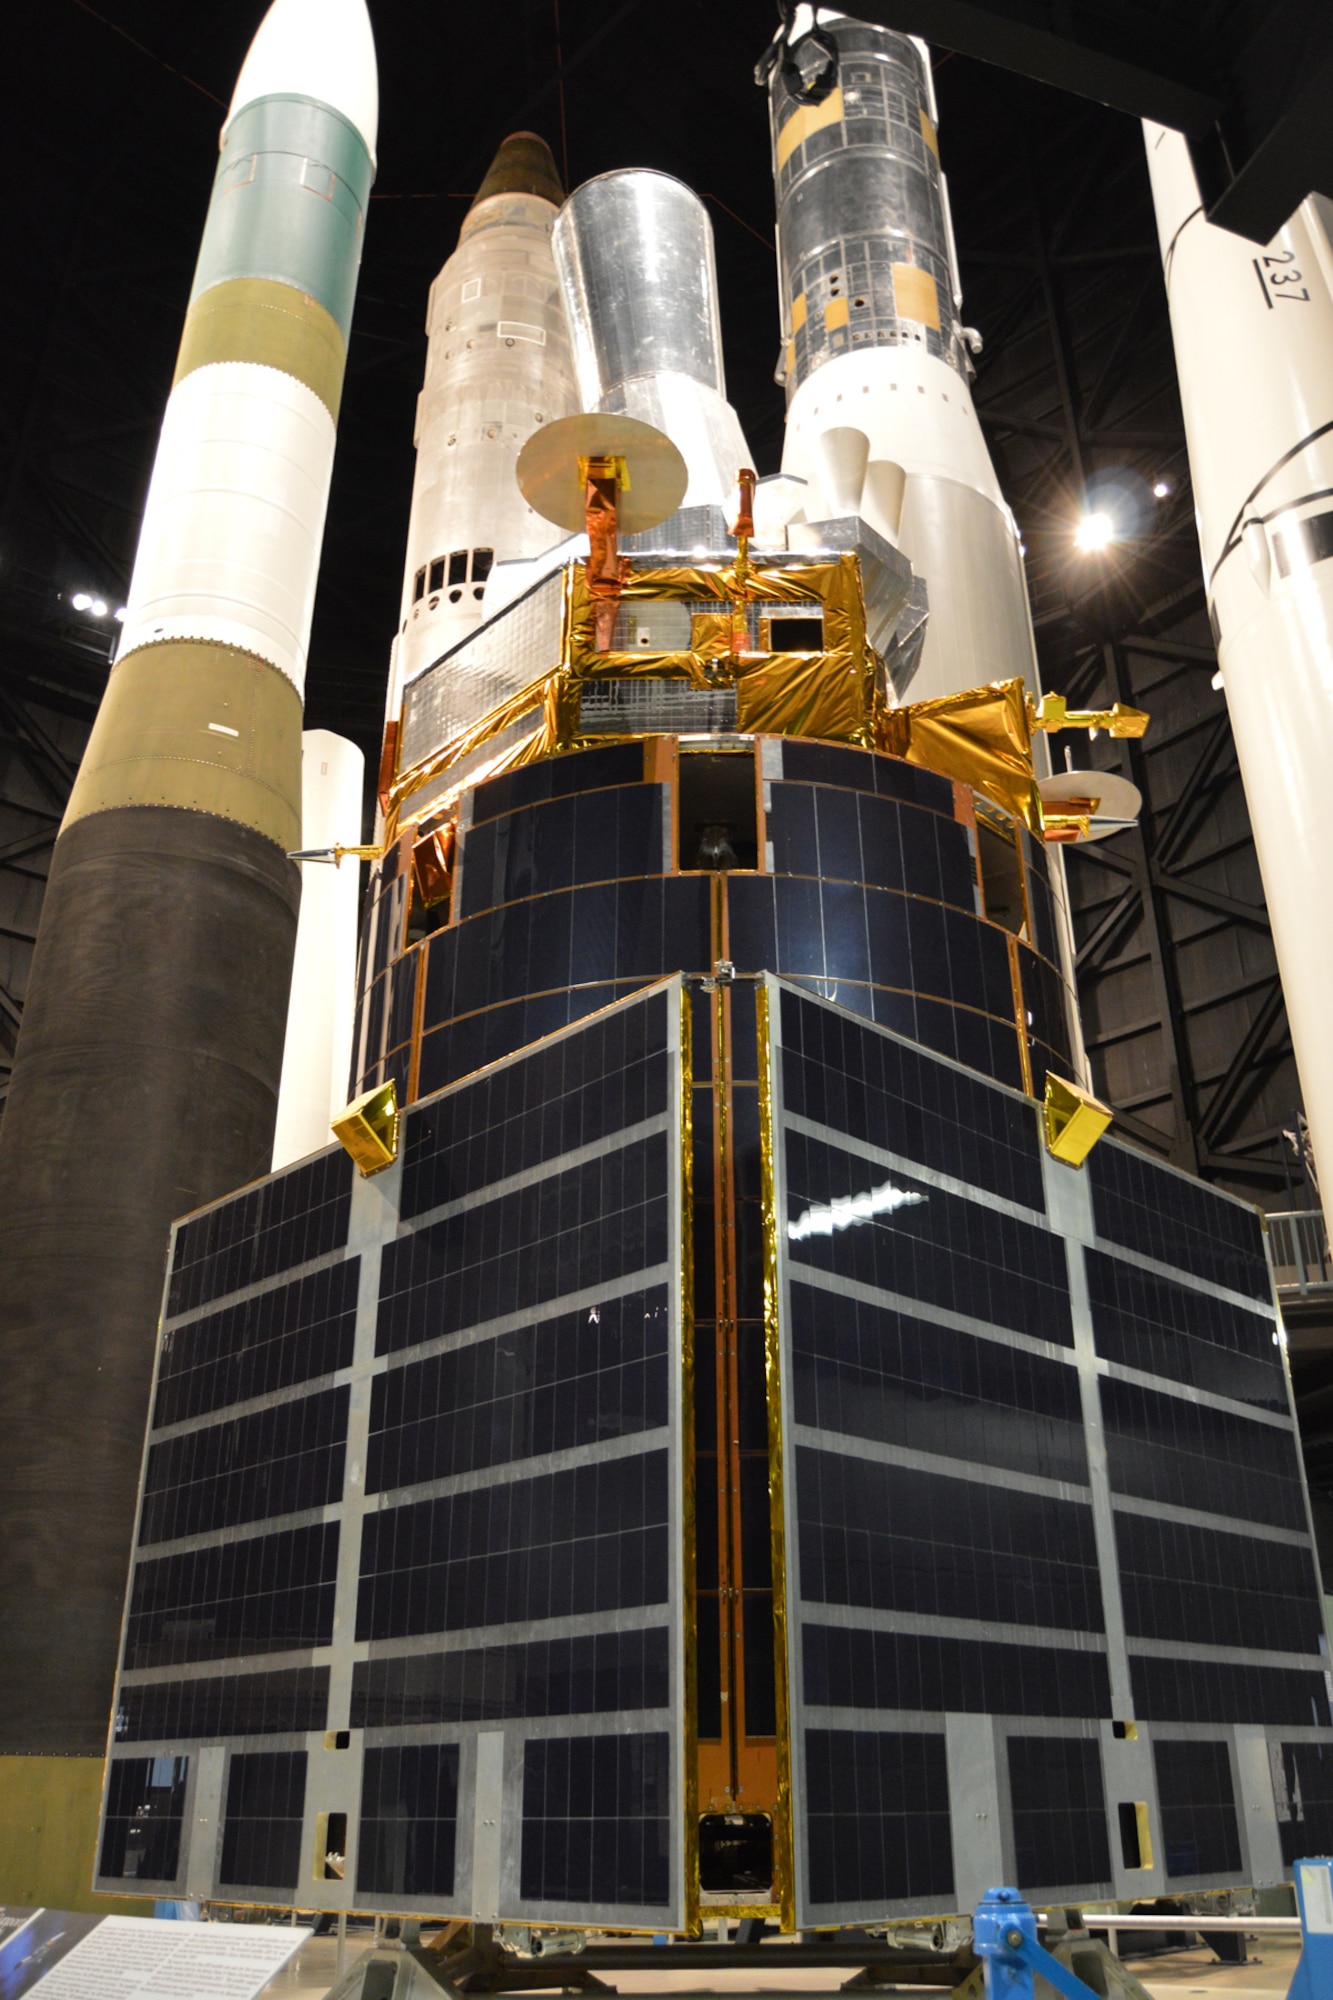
[0,0,376,1762]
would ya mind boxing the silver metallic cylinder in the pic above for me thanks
[555,170,728,398]
[553,170,753,513]
[768,21,962,395]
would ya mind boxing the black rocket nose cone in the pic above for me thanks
[470,131,565,209]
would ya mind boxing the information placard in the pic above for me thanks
[0,1913,310,2000]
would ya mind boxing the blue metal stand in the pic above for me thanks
[1288,1859,1333,2000]
[973,1888,1104,2000]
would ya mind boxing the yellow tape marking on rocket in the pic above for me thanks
[776,86,845,169]
[892,264,941,330]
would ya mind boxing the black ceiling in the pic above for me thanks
[4,0,1202,760]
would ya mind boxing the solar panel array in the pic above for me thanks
[768,980,1331,1923]
[97,983,687,1927]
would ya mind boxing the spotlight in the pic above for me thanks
[1153,480,1171,499]
[114,607,127,621]
[71,592,92,611]
[1074,512,1115,553]
[90,600,108,618]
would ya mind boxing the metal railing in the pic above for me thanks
[1269,1209,1333,1295]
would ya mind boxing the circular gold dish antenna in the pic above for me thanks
[517,413,688,534]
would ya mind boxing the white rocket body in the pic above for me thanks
[1146,124,1333,1189]
[781,344,1039,704]
[272,729,365,1169]
[387,157,579,723]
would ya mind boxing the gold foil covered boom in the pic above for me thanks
[1029,691,1149,737]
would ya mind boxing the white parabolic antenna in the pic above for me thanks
[1038,769,1142,842]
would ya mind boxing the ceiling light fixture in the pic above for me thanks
[1074,511,1115,553]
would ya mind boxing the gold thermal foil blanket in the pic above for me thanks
[880,677,1045,831]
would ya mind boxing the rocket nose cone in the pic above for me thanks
[470,132,564,210]
[225,0,379,164]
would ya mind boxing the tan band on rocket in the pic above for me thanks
[174,277,348,421]
[62,641,304,852]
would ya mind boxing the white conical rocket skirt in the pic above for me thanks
[272,729,365,1170]
[115,362,337,695]
[388,190,579,722]
[1146,124,1333,1189]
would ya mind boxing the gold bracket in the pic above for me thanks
[331,1079,400,1176]
[1043,1074,1113,1167]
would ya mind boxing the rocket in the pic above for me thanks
[385,133,579,728]
[0,0,377,1798]
[1144,127,1333,1190]
[758,14,1040,705]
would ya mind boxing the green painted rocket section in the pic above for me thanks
[190,93,374,341]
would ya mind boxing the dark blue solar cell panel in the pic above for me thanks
[1007,1736,1112,1892]
[803,1624,1111,1719]
[378,1135,669,1355]
[520,1732,672,1908]
[402,992,669,1217]
[100,1756,189,1883]
[1130,1654,1332,1726]
[123,1522,339,1668]
[795,1445,1104,1631]
[140,1384,349,1543]
[766,785,977,913]
[357,1744,459,1899]
[351,1628,671,1727]
[1087,1141,1272,1301]
[387,953,419,1051]
[1085,1249,1286,1411]
[460,785,666,918]
[421,884,709,1043]
[471,742,646,826]
[219,1750,307,1889]
[778,741,955,815]
[1022,831,1061,965]
[1153,1738,1242,1877]
[113,1667,329,1743]
[1114,1511,1324,1653]
[1018,944,1074,1072]
[367,1289,670,1491]
[168,1152,351,1316]
[778,986,1042,1207]
[1099,1376,1307,1530]
[154,1260,359,1428]
[356,1450,670,1640]
[785,1134,1072,1345]
[804,1730,953,1907]
[789,1280,1087,1483]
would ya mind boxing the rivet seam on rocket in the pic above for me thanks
[174,277,347,419]
[189,94,375,343]
[61,642,304,852]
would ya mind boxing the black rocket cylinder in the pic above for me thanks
[0,0,378,1846]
